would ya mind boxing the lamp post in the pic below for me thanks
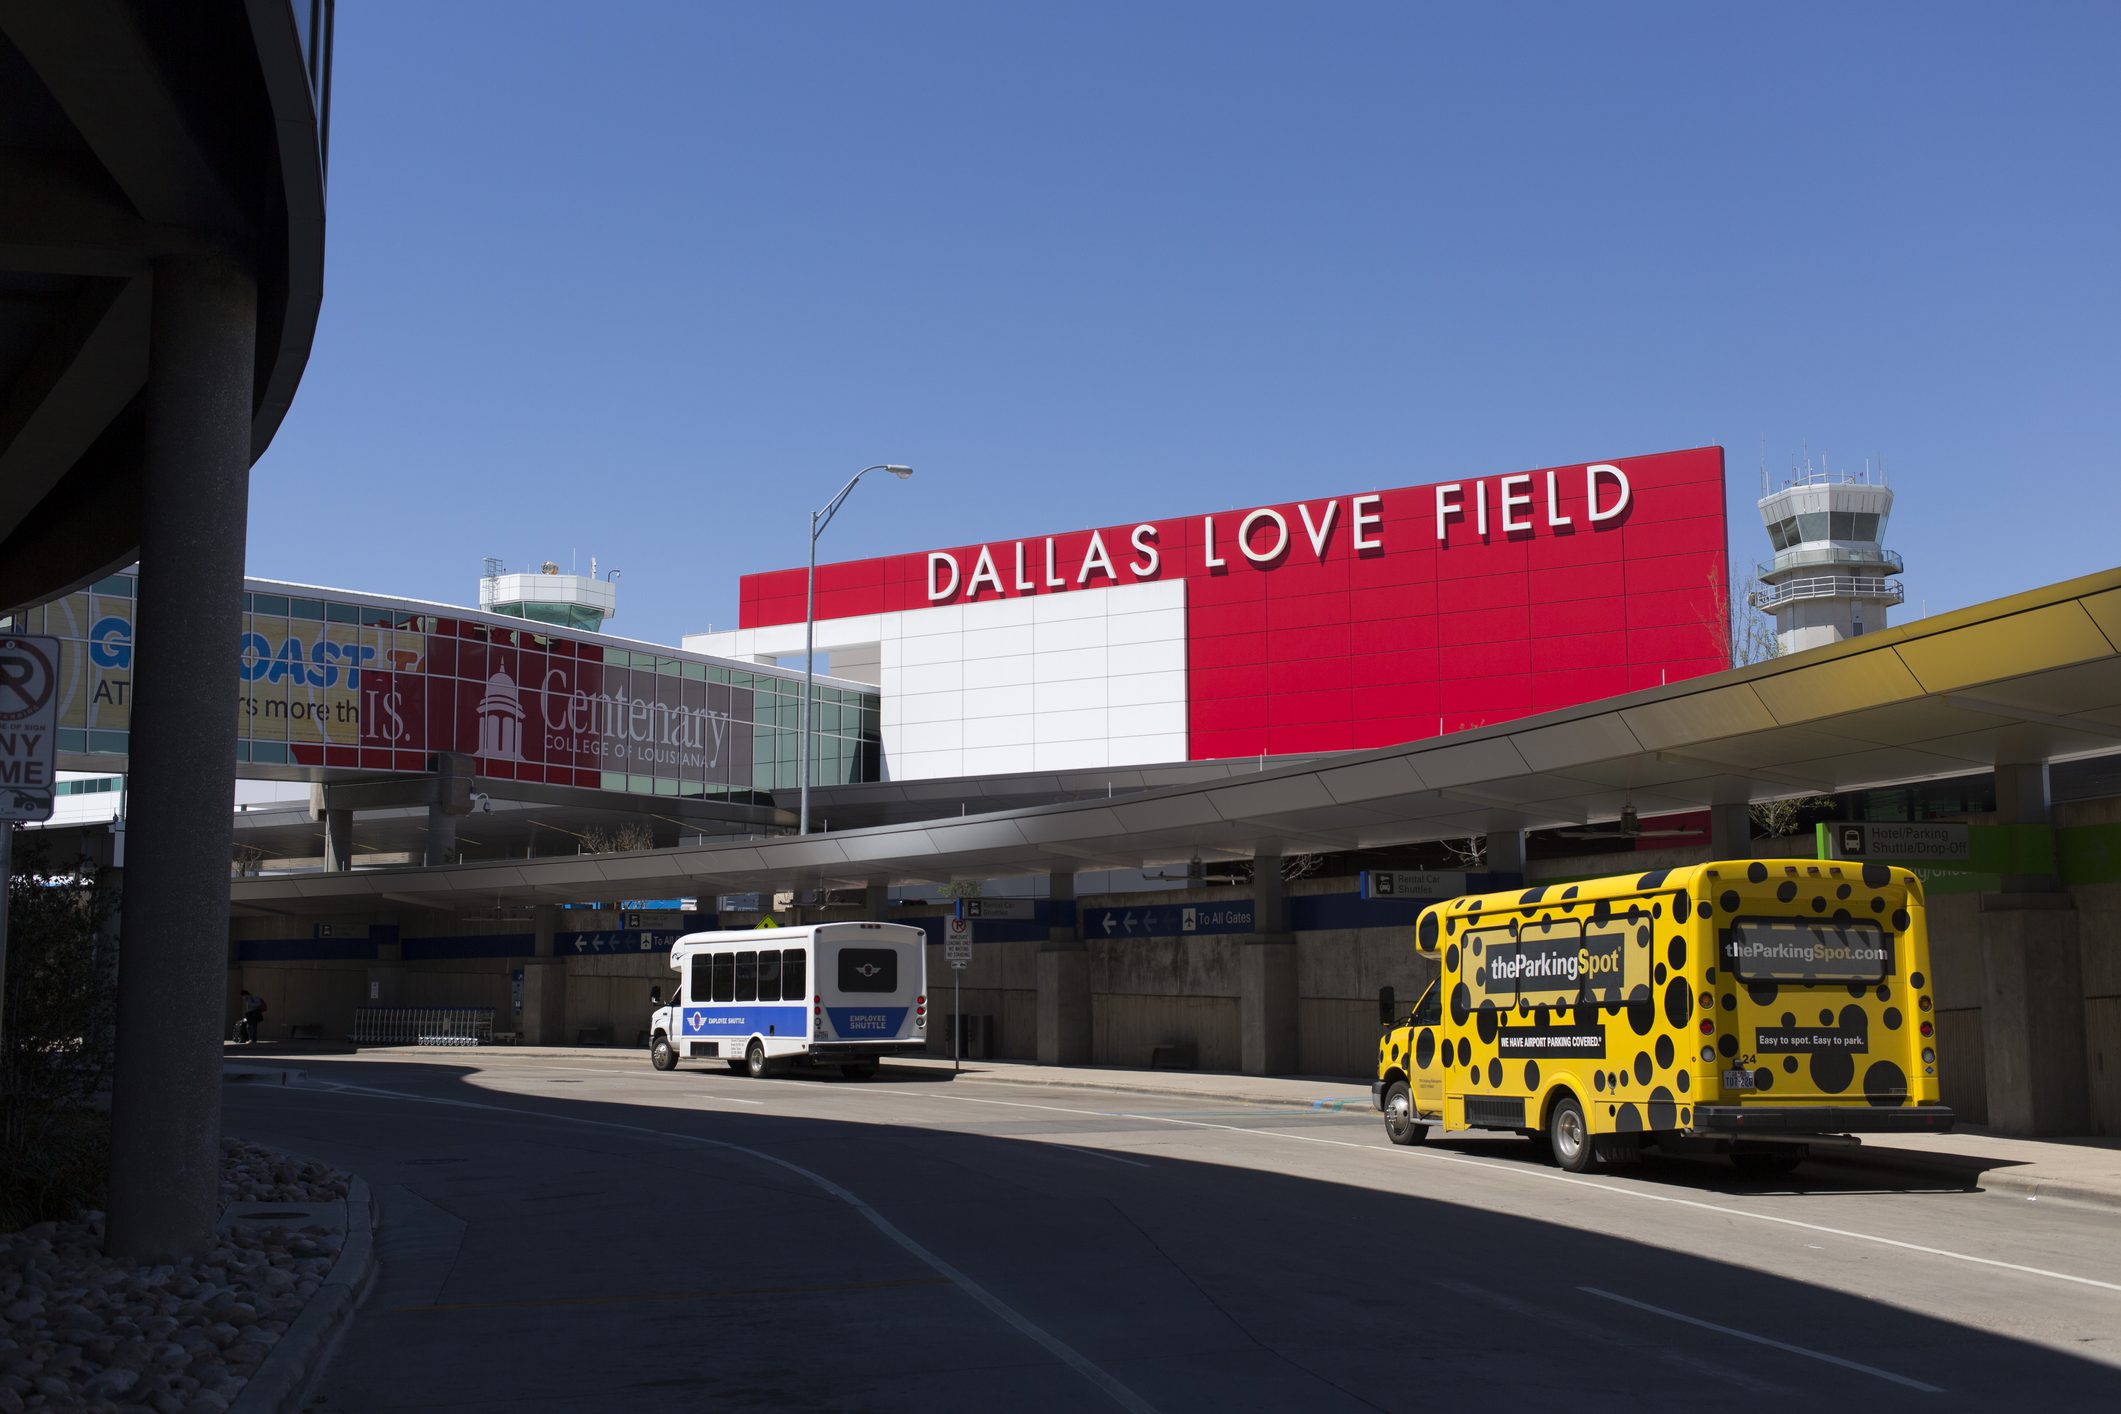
[801,463,912,835]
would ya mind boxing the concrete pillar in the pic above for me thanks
[1242,852,1298,1075]
[1486,828,1527,885]
[1995,761,2057,892]
[1979,899,2088,1135]
[521,903,566,1045]
[1037,869,1090,1066]
[425,804,457,866]
[365,931,406,1008]
[106,254,257,1262]
[1708,802,1752,859]
[863,882,890,917]
[324,807,354,872]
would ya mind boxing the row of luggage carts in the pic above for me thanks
[351,1006,496,1047]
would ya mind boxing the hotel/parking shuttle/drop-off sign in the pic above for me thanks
[0,636,59,823]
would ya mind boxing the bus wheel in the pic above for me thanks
[1547,1095,1596,1173]
[650,1035,677,1072]
[842,1060,880,1081]
[1731,1150,1804,1177]
[746,1040,772,1079]
[1382,1080,1425,1146]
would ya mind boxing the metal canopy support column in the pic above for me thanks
[106,254,256,1262]
[324,807,354,872]
[1708,802,1753,860]
[1036,869,1089,1066]
[1486,828,1528,886]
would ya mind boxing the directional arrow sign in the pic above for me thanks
[1123,912,1138,934]
[1102,913,1117,936]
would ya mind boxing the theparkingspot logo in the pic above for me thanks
[1479,932,1628,1005]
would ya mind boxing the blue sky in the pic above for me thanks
[252,2,2121,647]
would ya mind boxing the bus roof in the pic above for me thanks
[668,920,925,962]
[1432,858,1919,916]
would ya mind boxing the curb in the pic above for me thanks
[941,1068,1368,1112]
[228,1176,376,1414]
[1804,1146,2121,1211]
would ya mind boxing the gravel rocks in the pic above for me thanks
[0,1140,350,1412]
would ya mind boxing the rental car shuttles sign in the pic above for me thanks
[0,636,58,821]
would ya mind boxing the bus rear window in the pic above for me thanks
[1728,918,1893,983]
[838,948,899,993]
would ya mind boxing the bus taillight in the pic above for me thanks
[1919,1020,1934,1038]
[1918,995,1932,1011]
[1699,1018,1714,1035]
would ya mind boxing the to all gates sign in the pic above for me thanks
[0,636,58,821]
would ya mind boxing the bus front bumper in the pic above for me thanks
[1691,1104,1956,1136]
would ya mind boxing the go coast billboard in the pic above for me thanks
[37,584,755,790]
[738,447,1732,760]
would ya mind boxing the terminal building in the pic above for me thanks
[20,446,2121,1139]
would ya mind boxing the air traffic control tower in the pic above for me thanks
[1750,464,1904,654]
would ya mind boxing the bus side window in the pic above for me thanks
[689,957,712,1004]
[712,953,735,1003]
[783,949,806,1000]
[735,951,757,1002]
[1412,984,1441,1027]
[757,950,781,1002]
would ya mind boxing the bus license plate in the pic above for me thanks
[1722,1068,1756,1090]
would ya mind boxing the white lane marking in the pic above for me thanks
[875,1088,2121,1297]
[281,1080,1160,1414]
[1057,1145,1151,1169]
[1580,1286,1946,1393]
[1436,1279,1783,1394]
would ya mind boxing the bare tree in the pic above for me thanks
[1440,836,1486,869]
[1750,795,1835,842]
[581,822,658,854]
[1702,561,1782,667]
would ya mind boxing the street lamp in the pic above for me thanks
[801,463,912,834]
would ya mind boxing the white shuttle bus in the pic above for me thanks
[648,922,929,1079]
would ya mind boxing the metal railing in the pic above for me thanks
[1749,576,1905,612]
[351,1006,495,1047]
[1756,546,1903,579]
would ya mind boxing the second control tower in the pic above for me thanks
[1749,462,1903,655]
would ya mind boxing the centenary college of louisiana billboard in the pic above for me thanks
[723,447,1730,772]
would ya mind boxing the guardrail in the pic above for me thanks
[351,1006,495,1046]
[1756,546,1903,579]
[1749,575,1905,612]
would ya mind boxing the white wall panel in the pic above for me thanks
[1033,616,1108,654]
[963,624,1036,659]
[1033,646,1108,683]
[1033,677,1107,713]
[1108,640,1184,676]
[961,596,1037,631]
[1033,740,1107,771]
[1108,701,1186,737]
[897,659,965,695]
[962,744,1038,775]
[962,653,1036,690]
[1109,733,1190,765]
[898,632,966,667]
[1034,707,1108,743]
[897,690,964,726]
[1108,669,1186,706]
[961,713,1036,748]
[1106,607,1186,646]
[961,684,1037,718]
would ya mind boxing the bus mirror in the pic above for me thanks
[1377,986,1396,1026]
[649,985,663,1006]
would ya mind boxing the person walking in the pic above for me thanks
[237,989,266,1044]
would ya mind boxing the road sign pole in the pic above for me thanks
[0,825,12,1061]
[953,965,960,1074]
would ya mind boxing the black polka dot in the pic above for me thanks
[1471,936,1485,956]
[1663,978,1692,1029]
[1524,1060,1540,1090]
[1776,881,1798,903]
[1862,862,1892,887]
[1780,1011,1796,1027]
[1783,1055,1798,1073]
[1476,1007,1499,1044]
[1863,1060,1908,1108]
[1910,971,1926,989]
[1704,966,1717,985]
[1636,925,1651,948]
[1450,983,1471,1026]
[1655,963,1668,985]
[1594,1070,1606,1093]
[1811,896,1827,913]
[1745,980,1774,1006]
[1877,983,1891,1003]
[1626,985,1656,1036]
[1647,1085,1679,1130]
[1676,1070,1691,1094]
[1882,1007,1902,1030]
[1419,914,1439,948]
[1675,892,1692,920]
[1836,883,1852,900]
[1487,1057,1502,1088]
[1891,909,1911,932]
[1444,942,1459,973]
[1655,1035,1674,1068]
[1614,1103,1644,1133]
[1680,1107,1691,1126]
[1753,1067,1774,1092]
[1811,1047,1855,1094]
[1718,1033,1738,1058]
[1719,890,1740,913]
[1870,896,1885,913]
[1747,862,1768,883]
[1819,1007,1834,1025]
[1457,1037,1472,1067]
[1415,1028,1436,1068]
[1668,937,1687,970]
[1634,1053,1652,1085]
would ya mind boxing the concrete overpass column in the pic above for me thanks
[107,253,257,1262]
[520,903,567,1045]
[1037,869,1090,1066]
[1241,853,1298,1075]
[324,807,354,872]
[1979,758,2087,1134]
[864,882,890,917]
[1486,828,1528,886]
[1709,802,1752,859]
[424,806,457,866]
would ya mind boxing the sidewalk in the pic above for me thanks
[276,1045,2121,1210]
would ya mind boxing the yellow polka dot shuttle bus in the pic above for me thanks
[1373,859,1953,1174]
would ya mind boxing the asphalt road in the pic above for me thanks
[226,1053,2121,1413]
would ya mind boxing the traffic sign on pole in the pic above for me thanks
[0,635,58,823]
[943,916,974,967]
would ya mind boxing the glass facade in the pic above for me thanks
[7,572,880,801]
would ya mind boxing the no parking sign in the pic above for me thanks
[0,636,58,822]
